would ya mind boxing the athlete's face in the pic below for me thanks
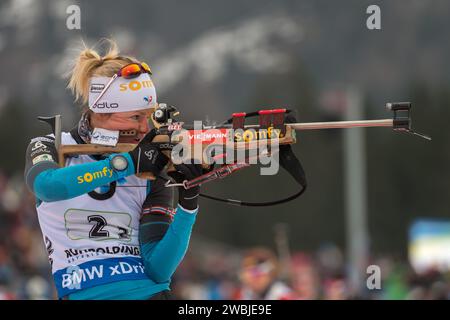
[91,109,152,143]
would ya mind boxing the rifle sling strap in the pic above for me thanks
[199,144,307,207]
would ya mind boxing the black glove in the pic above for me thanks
[168,164,205,210]
[128,129,169,175]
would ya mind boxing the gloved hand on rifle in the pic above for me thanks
[128,129,169,176]
[168,163,207,210]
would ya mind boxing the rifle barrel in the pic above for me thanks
[244,119,393,131]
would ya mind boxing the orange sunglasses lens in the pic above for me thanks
[121,64,142,78]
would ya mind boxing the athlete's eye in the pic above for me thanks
[130,115,141,121]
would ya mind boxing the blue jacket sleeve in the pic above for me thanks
[31,153,135,202]
[139,196,197,284]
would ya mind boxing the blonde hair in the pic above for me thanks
[67,39,140,106]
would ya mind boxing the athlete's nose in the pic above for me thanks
[139,117,150,134]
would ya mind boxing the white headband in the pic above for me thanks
[88,73,157,113]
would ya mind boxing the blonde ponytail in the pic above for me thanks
[67,39,139,106]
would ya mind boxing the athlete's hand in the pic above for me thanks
[128,129,169,175]
[168,163,205,210]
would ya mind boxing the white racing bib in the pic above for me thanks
[36,132,151,298]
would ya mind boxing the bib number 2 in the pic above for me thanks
[88,215,109,238]
[65,209,132,241]
[88,215,129,239]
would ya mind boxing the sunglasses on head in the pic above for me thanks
[118,62,152,78]
[89,62,152,109]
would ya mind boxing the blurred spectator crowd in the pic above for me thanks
[0,170,449,300]
[173,242,450,300]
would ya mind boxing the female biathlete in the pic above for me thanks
[23,40,203,299]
